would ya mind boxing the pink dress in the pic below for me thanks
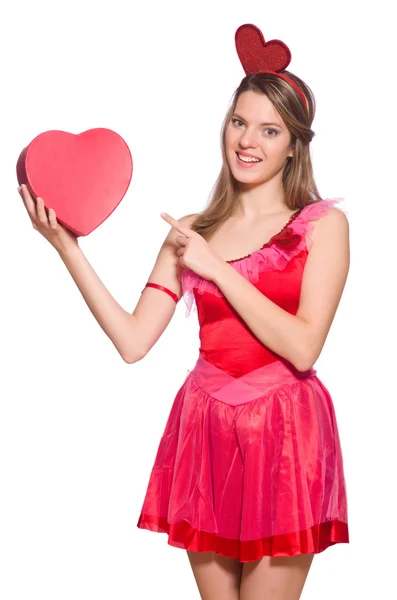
[137,198,349,561]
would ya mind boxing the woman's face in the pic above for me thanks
[225,90,294,185]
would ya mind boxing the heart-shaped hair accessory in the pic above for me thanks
[235,24,291,75]
[17,128,133,236]
[235,24,308,111]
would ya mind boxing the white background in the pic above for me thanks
[0,1,395,598]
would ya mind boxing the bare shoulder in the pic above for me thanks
[161,213,200,252]
[310,206,349,243]
[179,213,200,227]
[314,206,348,227]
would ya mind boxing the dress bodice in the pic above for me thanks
[181,198,345,377]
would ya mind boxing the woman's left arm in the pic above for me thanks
[213,208,350,371]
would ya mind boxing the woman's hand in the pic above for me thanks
[161,212,225,282]
[18,184,79,254]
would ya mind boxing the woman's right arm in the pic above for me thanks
[58,222,193,363]
[18,184,197,364]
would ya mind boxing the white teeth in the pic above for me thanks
[237,153,261,163]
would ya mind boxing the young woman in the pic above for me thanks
[18,29,350,600]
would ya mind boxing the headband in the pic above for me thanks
[235,24,309,112]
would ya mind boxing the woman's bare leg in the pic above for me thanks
[239,553,314,600]
[186,550,243,600]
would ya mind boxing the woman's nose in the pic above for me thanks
[239,129,258,148]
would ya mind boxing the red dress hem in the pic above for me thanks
[137,512,349,562]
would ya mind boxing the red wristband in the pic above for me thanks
[141,282,179,304]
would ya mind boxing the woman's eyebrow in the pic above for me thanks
[232,113,283,128]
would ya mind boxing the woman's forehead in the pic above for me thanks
[234,92,283,127]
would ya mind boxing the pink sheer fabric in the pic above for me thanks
[137,355,349,560]
[181,198,346,316]
[190,353,317,404]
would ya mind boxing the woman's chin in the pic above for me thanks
[231,170,265,186]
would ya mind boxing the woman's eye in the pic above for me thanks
[231,120,279,136]
[265,128,279,136]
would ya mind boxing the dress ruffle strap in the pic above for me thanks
[181,198,346,316]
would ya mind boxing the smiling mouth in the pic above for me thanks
[236,152,262,164]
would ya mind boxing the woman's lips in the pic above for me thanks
[235,151,262,169]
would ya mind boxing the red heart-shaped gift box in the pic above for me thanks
[16,128,133,236]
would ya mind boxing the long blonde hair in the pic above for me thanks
[190,71,322,240]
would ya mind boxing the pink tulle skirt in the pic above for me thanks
[137,355,349,562]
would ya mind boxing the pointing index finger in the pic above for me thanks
[160,212,193,237]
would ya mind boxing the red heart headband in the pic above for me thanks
[235,24,309,112]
